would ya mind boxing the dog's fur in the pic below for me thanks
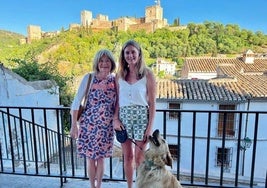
[136,129,182,188]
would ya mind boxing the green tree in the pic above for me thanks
[11,59,72,106]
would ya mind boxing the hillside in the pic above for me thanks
[0,30,24,48]
[1,22,267,75]
[0,30,26,65]
[1,23,267,107]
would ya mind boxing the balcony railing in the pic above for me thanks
[0,106,266,187]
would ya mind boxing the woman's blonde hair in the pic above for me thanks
[93,49,116,73]
[118,40,147,80]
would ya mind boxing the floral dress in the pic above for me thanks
[77,74,116,159]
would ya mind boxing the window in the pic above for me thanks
[216,147,232,168]
[168,144,179,159]
[168,103,180,120]
[218,105,236,137]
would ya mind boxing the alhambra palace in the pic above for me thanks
[25,1,184,43]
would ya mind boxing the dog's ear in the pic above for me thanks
[164,151,173,168]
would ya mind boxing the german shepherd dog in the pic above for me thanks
[136,129,182,188]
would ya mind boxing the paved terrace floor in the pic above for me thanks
[0,173,200,188]
[0,173,130,188]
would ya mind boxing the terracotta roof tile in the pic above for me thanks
[156,79,247,102]
[185,57,267,73]
[218,64,267,98]
[175,57,267,100]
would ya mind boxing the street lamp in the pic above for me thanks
[240,136,252,176]
[240,137,252,150]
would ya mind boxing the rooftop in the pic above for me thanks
[166,53,267,101]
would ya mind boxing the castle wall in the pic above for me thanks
[113,17,137,31]
[69,23,81,31]
[129,22,154,33]
[96,14,109,21]
[26,3,171,42]
[91,19,112,29]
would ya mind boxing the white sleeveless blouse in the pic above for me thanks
[118,76,148,107]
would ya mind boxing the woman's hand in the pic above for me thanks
[114,119,123,131]
[70,123,78,139]
[143,130,150,143]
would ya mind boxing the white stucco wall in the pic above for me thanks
[155,100,267,181]
[0,67,59,107]
[0,66,60,128]
[242,101,267,179]
[187,72,217,79]
[0,66,61,163]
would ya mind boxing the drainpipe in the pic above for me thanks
[244,97,251,137]
[241,97,251,176]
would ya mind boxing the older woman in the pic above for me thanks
[70,49,116,188]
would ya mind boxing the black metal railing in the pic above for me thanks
[0,106,266,187]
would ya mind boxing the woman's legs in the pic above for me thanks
[87,158,105,188]
[135,141,147,168]
[95,158,104,188]
[122,140,134,188]
[87,159,96,188]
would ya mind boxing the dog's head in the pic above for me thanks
[148,129,173,168]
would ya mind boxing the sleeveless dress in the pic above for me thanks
[77,74,116,159]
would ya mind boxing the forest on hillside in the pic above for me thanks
[1,21,267,106]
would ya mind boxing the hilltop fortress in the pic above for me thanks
[77,3,167,32]
[25,1,185,43]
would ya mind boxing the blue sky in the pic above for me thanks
[0,0,266,36]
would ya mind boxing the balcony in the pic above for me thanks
[0,106,266,187]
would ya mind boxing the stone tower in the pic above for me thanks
[81,10,92,27]
[27,25,42,43]
[145,1,163,23]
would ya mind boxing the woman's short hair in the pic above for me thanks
[93,49,116,73]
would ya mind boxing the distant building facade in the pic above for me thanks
[74,3,168,33]
[27,2,185,42]
[154,58,176,75]
[26,25,60,44]
[180,49,266,80]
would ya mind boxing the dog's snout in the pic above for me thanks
[150,129,161,146]
[152,129,160,137]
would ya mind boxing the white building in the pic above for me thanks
[0,64,59,108]
[0,64,60,128]
[155,50,267,182]
[155,58,176,75]
[0,64,60,165]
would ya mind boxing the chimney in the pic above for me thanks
[242,49,255,64]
